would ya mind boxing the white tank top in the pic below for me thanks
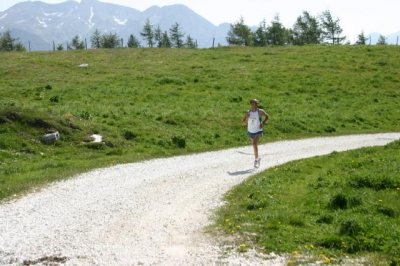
[247,109,261,133]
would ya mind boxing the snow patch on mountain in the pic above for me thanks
[88,7,94,28]
[42,12,63,17]
[114,16,127,25]
[36,17,48,27]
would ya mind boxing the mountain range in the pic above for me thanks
[368,32,399,45]
[0,0,230,50]
[1,0,399,50]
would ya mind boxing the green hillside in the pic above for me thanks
[1,45,399,199]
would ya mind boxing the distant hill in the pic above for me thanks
[385,31,400,45]
[0,0,230,50]
[366,31,399,45]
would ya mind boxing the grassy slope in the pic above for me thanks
[213,140,400,264]
[0,45,399,262]
[1,45,399,197]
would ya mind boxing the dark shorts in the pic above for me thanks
[247,131,263,139]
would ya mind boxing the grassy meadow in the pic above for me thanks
[213,141,400,265]
[1,45,399,264]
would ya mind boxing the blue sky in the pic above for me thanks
[1,0,399,43]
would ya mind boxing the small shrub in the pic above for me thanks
[85,142,105,150]
[330,193,348,209]
[288,215,306,227]
[171,135,186,148]
[246,200,267,210]
[214,85,222,90]
[377,206,397,218]
[230,96,242,103]
[157,139,169,147]
[348,175,397,190]
[339,219,363,237]
[348,196,362,208]
[319,235,343,249]
[106,149,124,156]
[316,215,334,224]
[375,61,388,67]
[165,119,178,125]
[324,126,336,133]
[79,111,92,120]
[348,175,373,189]
[158,76,185,85]
[104,140,116,148]
[123,130,137,140]
[204,139,214,145]
[50,95,60,103]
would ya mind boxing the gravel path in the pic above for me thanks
[1,133,399,266]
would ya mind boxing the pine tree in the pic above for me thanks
[56,44,64,50]
[127,34,140,48]
[184,35,197,48]
[377,35,387,45]
[320,10,346,44]
[355,31,368,45]
[68,35,85,50]
[154,25,163,47]
[226,17,252,46]
[169,22,185,48]
[159,31,171,48]
[254,19,268,47]
[100,33,121,48]
[267,15,287,45]
[90,29,102,49]
[291,11,322,45]
[140,19,154,48]
[0,29,26,52]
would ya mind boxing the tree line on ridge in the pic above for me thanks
[0,9,391,52]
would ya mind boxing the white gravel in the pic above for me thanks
[1,133,399,266]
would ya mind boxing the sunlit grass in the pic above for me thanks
[1,46,399,199]
[213,140,400,264]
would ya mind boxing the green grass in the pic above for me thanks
[213,140,400,264]
[1,45,399,263]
